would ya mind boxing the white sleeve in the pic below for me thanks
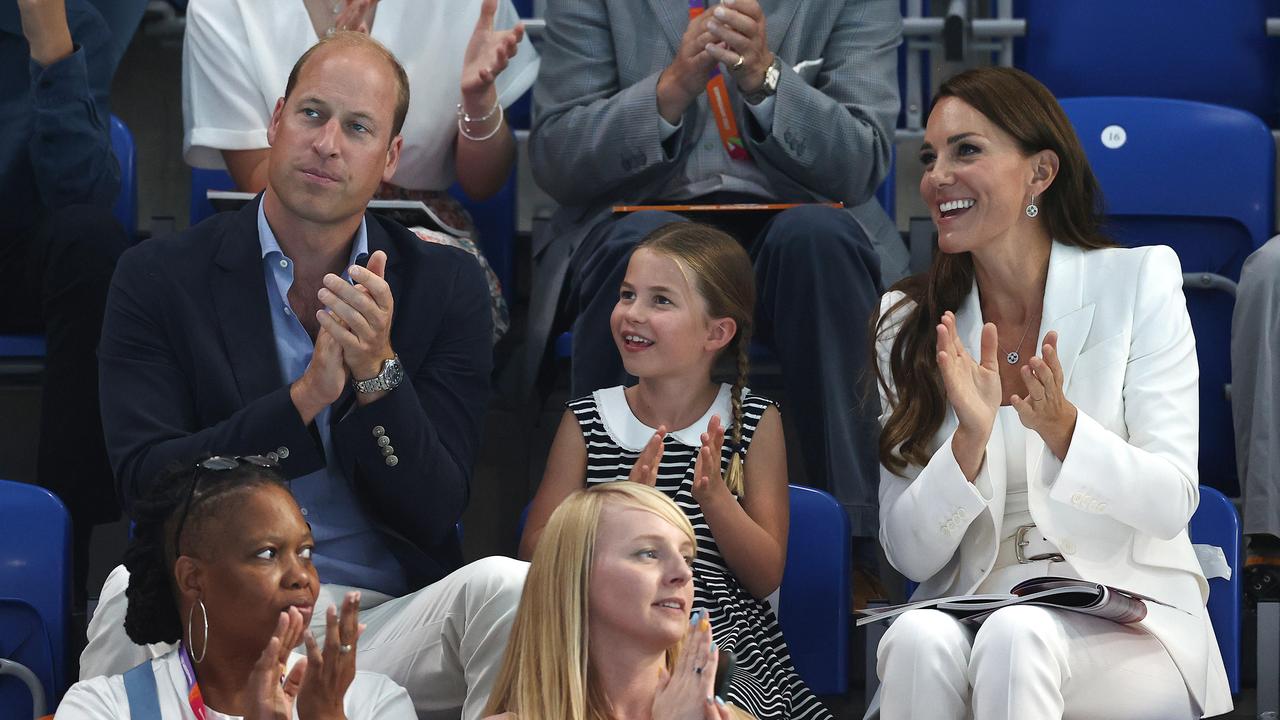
[874,291,992,582]
[182,0,272,168]
[53,677,124,719]
[492,0,540,108]
[348,671,417,720]
[1044,246,1200,540]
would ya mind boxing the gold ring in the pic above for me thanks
[732,54,745,71]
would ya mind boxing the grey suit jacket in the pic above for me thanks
[524,0,905,393]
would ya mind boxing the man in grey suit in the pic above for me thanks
[527,0,904,563]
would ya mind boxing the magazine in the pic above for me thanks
[207,191,470,238]
[856,576,1180,627]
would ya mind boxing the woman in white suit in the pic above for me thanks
[869,67,1231,720]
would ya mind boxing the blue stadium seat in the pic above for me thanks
[1188,485,1242,694]
[779,484,851,695]
[1018,1,1280,124]
[190,167,236,226]
[450,175,517,302]
[109,114,137,240]
[0,480,72,718]
[1061,97,1275,496]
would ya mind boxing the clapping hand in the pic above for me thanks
[936,311,1001,436]
[1010,331,1078,459]
[656,11,719,123]
[702,0,773,94]
[296,592,365,720]
[247,608,309,720]
[690,415,730,505]
[460,0,525,105]
[317,250,395,385]
[332,0,376,34]
[652,610,733,720]
[627,426,668,486]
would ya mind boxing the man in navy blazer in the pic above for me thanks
[88,32,524,718]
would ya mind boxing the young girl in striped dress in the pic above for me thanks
[521,222,833,720]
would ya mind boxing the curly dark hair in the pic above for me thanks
[122,456,289,645]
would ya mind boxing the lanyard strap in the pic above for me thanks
[177,644,210,720]
[688,1,750,162]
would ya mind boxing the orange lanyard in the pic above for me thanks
[689,1,750,161]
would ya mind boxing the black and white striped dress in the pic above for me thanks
[571,383,833,720]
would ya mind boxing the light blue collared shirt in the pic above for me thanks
[257,202,407,596]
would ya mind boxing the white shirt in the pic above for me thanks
[55,649,415,719]
[182,0,540,190]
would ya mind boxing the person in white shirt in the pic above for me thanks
[56,457,415,719]
[867,66,1230,720]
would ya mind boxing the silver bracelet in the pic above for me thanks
[456,100,500,124]
[457,102,504,142]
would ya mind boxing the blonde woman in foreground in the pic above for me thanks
[484,483,748,720]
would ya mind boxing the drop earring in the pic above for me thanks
[1025,194,1039,218]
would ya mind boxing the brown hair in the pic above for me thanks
[638,223,755,496]
[284,31,410,139]
[872,66,1115,475]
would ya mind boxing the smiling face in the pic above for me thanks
[588,503,696,654]
[609,248,733,379]
[182,485,320,657]
[264,42,403,226]
[919,96,1056,256]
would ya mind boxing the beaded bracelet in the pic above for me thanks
[456,101,504,142]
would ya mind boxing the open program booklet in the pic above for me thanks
[208,191,470,238]
[856,576,1180,626]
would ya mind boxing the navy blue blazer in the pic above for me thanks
[99,197,492,588]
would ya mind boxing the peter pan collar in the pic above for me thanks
[594,383,736,451]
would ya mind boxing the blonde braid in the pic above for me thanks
[724,336,750,497]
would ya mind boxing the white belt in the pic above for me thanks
[994,524,1066,567]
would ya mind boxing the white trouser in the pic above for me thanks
[875,606,1197,720]
[81,557,527,720]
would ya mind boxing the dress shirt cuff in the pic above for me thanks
[658,112,682,142]
[29,43,89,107]
[744,94,776,132]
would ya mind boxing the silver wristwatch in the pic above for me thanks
[743,55,783,105]
[353,355,404,394]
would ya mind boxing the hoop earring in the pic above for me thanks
[188,598,209,663]
[1025,194,1039,218]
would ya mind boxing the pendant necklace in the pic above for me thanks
[1000,310,1040,365]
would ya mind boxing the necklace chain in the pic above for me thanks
[997,309,1040,365]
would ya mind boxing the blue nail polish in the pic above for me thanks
[690,609,701,627]
[715,695,727,707]
[712,641,719,653]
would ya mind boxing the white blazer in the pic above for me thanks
[875,242,1231,717]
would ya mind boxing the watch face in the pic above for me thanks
[386,357,405,385]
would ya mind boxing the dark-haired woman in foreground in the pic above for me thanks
[55,457,413,718]
[869,67,1230,719]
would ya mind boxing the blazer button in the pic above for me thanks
[277,446,290,459]
[1096,503,1107,513]
[385,454,399,467]
[373,426,386,437]
[377,436,391,448]
[381,445,395,457]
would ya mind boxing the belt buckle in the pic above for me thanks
[1014,524,1065,564]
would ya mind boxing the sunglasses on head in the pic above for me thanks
[172,455,280,555]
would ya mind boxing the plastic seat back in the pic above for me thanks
[0,600,55,719]
[1061,97,1275,495]
[0,480,71,712]
[109,115,137,240]
[1019,2,1280,123]
[778,485,850,695]
[1188,485,1242,694]
[189,167,237,226]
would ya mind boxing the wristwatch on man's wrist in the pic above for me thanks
[743,55,783,105]
[354,355,404,394]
